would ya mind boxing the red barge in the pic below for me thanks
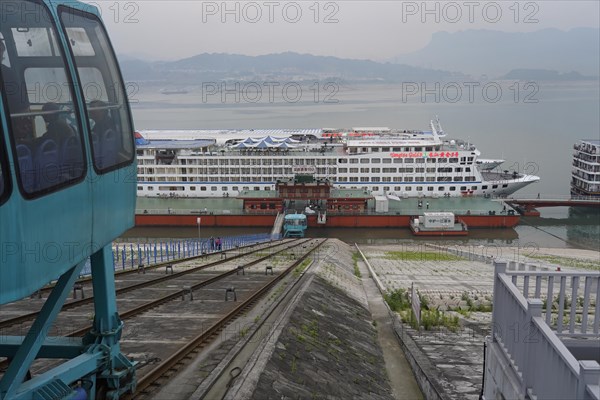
[135,177,520,229]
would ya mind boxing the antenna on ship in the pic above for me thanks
[435,115,444,136]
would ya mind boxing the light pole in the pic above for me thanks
[197,217,201,254]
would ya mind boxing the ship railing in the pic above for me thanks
[499,194,600,201]
[489,260,600,400]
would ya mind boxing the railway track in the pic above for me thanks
[0,240,306,373]
[0,239,318,381]
[0,239,297,330]
[129,238,327,398]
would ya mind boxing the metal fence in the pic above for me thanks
[79,233,276,276]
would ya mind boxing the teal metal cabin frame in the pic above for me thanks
[283,214,307,238]
[0,0,137,398]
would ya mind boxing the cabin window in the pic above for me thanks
[472,186,478,190]
[382,158,392,164]
[427,186,434,191]
[360,168,369,173]
[404,177,414,182]
[416,186,423,191]
[502,184,508,188]
[371,158,381,163]
[0,125,8,204]
[404,158,414,163]
[482,185,488,189]
[60,8,134,173]
[405,187,412,191]
[360,158,369,164]
[449,186,456,191]
[415,158,425,164]
[2,1,87,198]
[438,187,445,191]
[460,186,467,191]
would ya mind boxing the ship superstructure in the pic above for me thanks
[572,140,600,197]
[135,121,539,198]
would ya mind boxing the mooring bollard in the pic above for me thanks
[225,287,237,301]
[73,283,85,299]
[165,264,173,275]
[182,285,193,301]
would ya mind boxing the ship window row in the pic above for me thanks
[144,158,338,166]
[139,167,336,175]
[337,167,471,174]
[136,183,513,195]
[336,175,477,183]
[572,170,600,182]
[572,160,600,173]
[342,157,471,165]
[348,146,441,154]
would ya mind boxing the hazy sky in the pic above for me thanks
[90,1,600,61]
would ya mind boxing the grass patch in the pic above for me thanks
[384,288,410,312]
[421,309,460,331]
[384,251,463,261]
[293,258,312,277]
[352,252,363,278]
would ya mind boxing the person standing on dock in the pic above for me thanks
[426,201,430,210]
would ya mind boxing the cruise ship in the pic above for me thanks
[134,120,540,198]
[571,139,600,197]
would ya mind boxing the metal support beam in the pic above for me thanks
[0,262,85,399]
[0,337,83,360]
[84,244,136,399]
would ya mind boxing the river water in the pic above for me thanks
[126,81,600,251]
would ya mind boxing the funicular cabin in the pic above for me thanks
[0,1,137,398]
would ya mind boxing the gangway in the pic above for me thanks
[502,195,600,216]
[271,212,285,239]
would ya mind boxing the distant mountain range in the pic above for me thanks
[501,69,597,81]
[392,28,600,78]
[118,52,463,85]
[119,28,599,84]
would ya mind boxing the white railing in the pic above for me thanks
[492,261,600,400]
[507,268,600,338]
[500,194,600,202]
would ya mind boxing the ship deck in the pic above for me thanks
[137,196,512,217]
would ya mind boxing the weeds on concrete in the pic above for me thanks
[384,288,410,312]
[384,251,463,262]
[352,252,362,278]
